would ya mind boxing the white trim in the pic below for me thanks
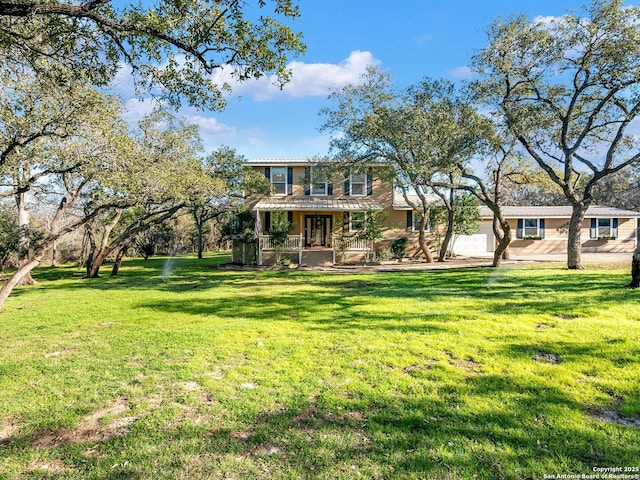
[309,167,329,196]
[349,173,367,196]
[349,211,366,232]
[410,210,430,233]
[270,167,287,196]
[523,218,541,238]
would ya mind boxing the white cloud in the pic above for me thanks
[448,66,476,80]
[121,98,157,121]
[187,114,236,136]
[533,15,564,25]
[110,63,136,95]
[212,50,381,101]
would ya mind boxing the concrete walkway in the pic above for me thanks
[309,252,633,273]
[469,252,633,263]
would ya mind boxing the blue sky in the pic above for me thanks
[113,0,608,160]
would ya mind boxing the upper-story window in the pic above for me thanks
[270,167,287,195]
[311,168,328,196]
[350,173,367,196]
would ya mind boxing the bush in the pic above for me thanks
[390,237,408,260]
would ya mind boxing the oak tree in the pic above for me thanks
[0,0,305,109]
[473,0,640,269]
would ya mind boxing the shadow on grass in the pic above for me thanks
[126,265,640,333]
[54,372,637,479]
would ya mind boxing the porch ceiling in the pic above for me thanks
[254,197,383,211]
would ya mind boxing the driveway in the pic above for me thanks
[469,252,633,264]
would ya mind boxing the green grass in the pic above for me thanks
[1,254,639,479]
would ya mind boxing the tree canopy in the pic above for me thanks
[321,68,488,263]
[0,0,305,109]
[472,0,640,268]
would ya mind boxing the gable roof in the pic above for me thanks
[478,205,640,218]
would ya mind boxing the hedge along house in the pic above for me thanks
[477,205,640,255]
[235,158,436,265]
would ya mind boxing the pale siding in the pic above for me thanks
[504,217,637,254]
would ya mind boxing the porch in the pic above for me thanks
[251,196,383,266]
[257,234,375,266]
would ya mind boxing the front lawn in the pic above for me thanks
[1,255,639,479]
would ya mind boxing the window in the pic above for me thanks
[350,211,366,232]
[407,210,429,232]
[524,219,539,237]
[598,218,611,237]
[270,167,286,195]
[350,173,367,196]
[591,218,618,239]
[310,168,328,196]
[517,218,545,239]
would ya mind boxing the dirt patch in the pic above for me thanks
[536,323,551,329]
[27,459,69,473]
[555,313,578,320]
[31,397,140,448]
[534,351,560,364]
[180,381,202,392]
[0,417,21,444]
[445,352,483,375]
[403,360,437,375]
[590,410,640,428]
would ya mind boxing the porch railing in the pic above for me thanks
[258,234,303,265]
[332,235,375,264]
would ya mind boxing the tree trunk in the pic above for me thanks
[85,227,98,276]
[492,216,510,260]
[88,245,114,278]
[418,216,434,263]
[567,205,587,270]
[493,222,512,268]
[111,245,128,277]
[0,255,44,307]
[16,188,36,286]
[196,217,204,259]
[438,200,455,262]
[627,244,640,288]
[51,239,58,267]
[86,209,123,278]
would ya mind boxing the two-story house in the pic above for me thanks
[234,158,640,265]
[236,158,417,265]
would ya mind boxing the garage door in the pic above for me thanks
[451,234,489,255]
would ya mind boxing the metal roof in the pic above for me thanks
[245,158,390,167]
[392,193,439,210]
[245,158,316,166]
[478,205,640,218]
[253,197,383,211]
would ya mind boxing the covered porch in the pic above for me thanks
[253,197,382,266]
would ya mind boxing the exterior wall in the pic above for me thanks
[250,166,394,203]
[499,217,638,254]
[251,165,398,241]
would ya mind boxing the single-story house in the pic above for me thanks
[474,205,640,255]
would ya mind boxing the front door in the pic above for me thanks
[305,215,332,247]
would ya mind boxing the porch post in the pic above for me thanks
[332,235,336,264]
[255,209,263,266]
[299,233,303,265]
